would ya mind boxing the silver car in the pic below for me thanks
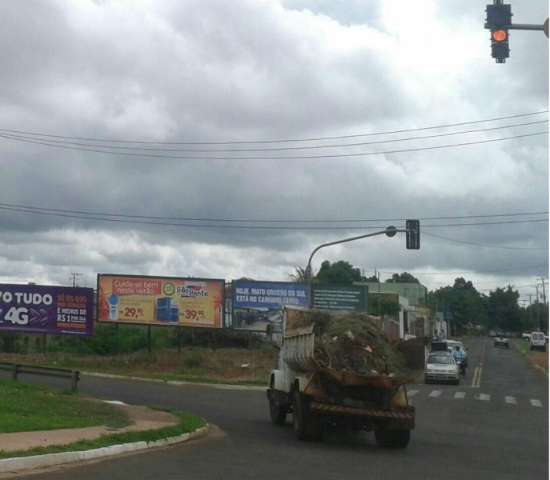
[425,351,460,385]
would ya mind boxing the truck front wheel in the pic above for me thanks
[375,429,410,448]
[292,390,322,441]
[269,392,288,425]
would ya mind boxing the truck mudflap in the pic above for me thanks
[310,402,415,426]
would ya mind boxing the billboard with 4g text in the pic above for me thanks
[0,284,94,336]
[97,274,224,328]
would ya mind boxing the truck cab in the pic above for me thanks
[530,331,546,352]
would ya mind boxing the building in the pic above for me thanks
[358,281,430,339]
[359,281,427,307]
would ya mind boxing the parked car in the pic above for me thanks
[494,337,509,348]
[529,332,546,352]
[425,351,460,385]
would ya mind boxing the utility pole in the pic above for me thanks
[528,294,533,329]
[535,283,542,331]
[70,272,83,287]
[540,277,547,305]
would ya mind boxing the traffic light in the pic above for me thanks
[485,2,512,63]
[406,220,420,250]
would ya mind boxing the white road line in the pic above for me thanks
[454,391,466,399]
[530,399,543,408]
[428,390,442,398]
[407,390,418,397]
[505,396,517,405]
[476,393,490,401]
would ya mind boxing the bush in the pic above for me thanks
[182,351,204,369]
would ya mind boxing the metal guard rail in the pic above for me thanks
[0,362,80,392]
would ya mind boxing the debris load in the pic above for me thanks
[287,309,406,376]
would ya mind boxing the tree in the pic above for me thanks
[289,266,307,282]
[429,277,488,334]
[487,286,521,332]
[364,275,379,283]
[385,272,420,284]
[315,260,363,285]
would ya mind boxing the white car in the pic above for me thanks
[425,351,460,385]
[530,332,546,352]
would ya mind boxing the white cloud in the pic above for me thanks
[0,0,547,293]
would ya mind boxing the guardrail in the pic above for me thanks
[0,362,80,392]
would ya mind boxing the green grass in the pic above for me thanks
[510,339,530,355]
[0,380,129,433]
[0,412,206,459]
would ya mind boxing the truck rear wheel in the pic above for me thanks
[292,390,322,441]
[375,429,410,448]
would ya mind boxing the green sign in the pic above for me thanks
[312,285,368,312]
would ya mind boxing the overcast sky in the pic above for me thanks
[0,0,548,300]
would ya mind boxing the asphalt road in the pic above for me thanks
[8,337,549,480]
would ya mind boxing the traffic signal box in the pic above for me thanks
[406,220,420,250]
[485,3,512,63]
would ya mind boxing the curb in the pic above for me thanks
[0,425,209,475]
[83,371,266,391]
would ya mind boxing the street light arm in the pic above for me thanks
[305,228,406,280]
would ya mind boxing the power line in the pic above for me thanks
[0,205,547,230]
[423,231,548,250]
[379,264,547,276]
[0,130,546,160]
[0,110,546,145]
[0,120,546,153]
[0,202,545,223]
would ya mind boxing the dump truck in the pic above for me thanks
[266,307,415,448]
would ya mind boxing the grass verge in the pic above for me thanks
[0,380,129,433]
[511,339,548,374]
[0,348,276,386]
[0,412,206,460]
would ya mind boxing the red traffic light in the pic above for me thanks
[492,30,508,42]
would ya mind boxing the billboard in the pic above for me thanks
[0,284,93,336]
[311,285,368,312]
[97,274,224,328]
[232,280,309,331]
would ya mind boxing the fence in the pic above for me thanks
[0,362,80,392]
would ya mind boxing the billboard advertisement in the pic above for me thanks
[232,280,309,331]
[97,274,224,328]
[0,284,94,336]
[311,284,368,312]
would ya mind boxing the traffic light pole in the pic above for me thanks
[507,24,545,31]
[304,227,405,284]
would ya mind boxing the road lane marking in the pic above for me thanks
[428,390,442,398]
[530,399,543,408]
[407,390,418,397]
[505,396,517,405]
[454,391,466,399]
[476,366,483,388]
[471,367,480,388]
[476,393,490,401]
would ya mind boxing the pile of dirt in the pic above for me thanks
[310,311,406,376]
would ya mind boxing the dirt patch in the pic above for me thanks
[529,351,548,372]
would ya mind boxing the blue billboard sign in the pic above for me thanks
[232,281,309,331]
